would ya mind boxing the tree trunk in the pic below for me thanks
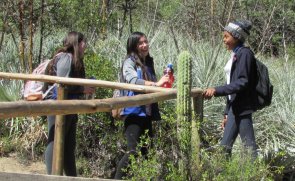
[210,0,216,46]
[29,0,34,73]
[0,2,9,52]
[38,0,45,64]
[128,0,133,33]
[18,0,25,72]
[101,0,108,39]
[118,0,128,40]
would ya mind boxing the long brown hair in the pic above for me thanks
[48,31,86,78]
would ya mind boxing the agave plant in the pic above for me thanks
[0,31,63,159]
[0,63,23,102]
[254,60,295,170]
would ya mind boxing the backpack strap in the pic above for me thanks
[42,53,72,97]
[42,83,57,99]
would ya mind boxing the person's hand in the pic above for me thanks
[221,115,227,130]
[203,88,216,99]
[156,74,170,87]
[84,86,95,94]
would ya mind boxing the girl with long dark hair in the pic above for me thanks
[45,31,93,176]
[114,32,169,179]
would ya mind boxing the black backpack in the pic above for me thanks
[255,58,273,110]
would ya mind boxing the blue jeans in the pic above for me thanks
[45,114,78,176]
[221,108,257,158]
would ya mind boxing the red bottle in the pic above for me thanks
[162,63,175,88]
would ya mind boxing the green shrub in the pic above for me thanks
[126,133,160,180]
[75,51,123,178]
[83,51,117,98]
[0,136,15,156]
[76,157,92,177]
[200,148,273,181]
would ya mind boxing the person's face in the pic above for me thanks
[223,31,239,51]
[79,40,87,55]
[137,36,149,58]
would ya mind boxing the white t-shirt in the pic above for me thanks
[224,52,235,100]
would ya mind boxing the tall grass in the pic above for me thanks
[94,26,294,178]
[0,32,63,160]
[256,60,295,172]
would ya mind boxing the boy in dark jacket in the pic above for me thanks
[203,20,258,159]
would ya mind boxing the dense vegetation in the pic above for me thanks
[0,0,294,180]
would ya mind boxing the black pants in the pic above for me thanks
[221,108,258,159]
[114,116,152,179]
[45,114,78,176]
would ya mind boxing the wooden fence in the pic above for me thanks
[0,72,203,180]
[0,172,116,181]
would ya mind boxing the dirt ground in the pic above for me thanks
[0,153,46,174]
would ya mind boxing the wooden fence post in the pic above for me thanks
[193,93,203,122]
[52,84,66,175]
[191,93,204,177]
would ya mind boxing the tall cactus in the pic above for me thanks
[176,51,192,179]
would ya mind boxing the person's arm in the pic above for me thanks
[144,75,169,87]
[221,115,227,130]
[214,49,255,96]
[56,53,85,94]
[123,58,145,85]
[56,53,72,77]
[123,58,169,86]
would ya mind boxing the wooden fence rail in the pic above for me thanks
[0,88,202,119]
[0,172,118,181]
[0,72,168,93]
[0,72,204,178]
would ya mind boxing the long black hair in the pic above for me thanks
[126,32,155,80]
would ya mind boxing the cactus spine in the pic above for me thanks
[176,51,192,179]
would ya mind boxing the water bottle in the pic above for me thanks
[162,63,175,88]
